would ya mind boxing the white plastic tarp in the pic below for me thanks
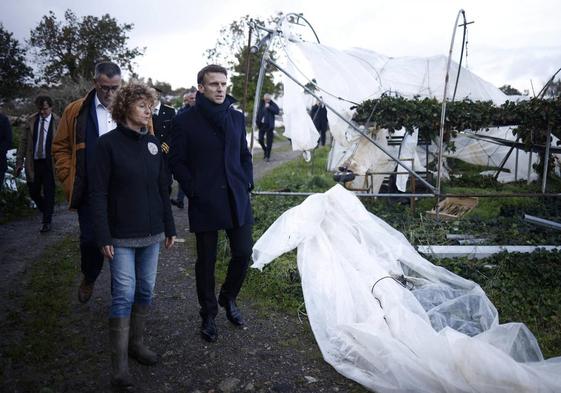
[252,184,561,392]
[445,126,561,182]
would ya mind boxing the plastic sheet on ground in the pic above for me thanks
[251,184,561,392]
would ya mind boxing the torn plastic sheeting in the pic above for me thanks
[251,184,561,393]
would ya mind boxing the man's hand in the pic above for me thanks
[101,245,114,260]
[165,236,175,249]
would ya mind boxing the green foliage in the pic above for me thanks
[0,24,33,100]
[499,84,522,96]
[28,9,144,84]
[204,14,283,117]
[353,95,561,141]
[230,46,281,117]
[353,95,561,177]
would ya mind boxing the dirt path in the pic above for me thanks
[0,140,366,393]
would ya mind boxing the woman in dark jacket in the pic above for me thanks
[91,81,176,389]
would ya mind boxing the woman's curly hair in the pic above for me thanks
[110,81,157,125]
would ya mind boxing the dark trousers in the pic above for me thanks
[195,222,253,318]
[78,200,104,284]
[27,159,55,224]
[258,127,274,159]
[318,129,327,146]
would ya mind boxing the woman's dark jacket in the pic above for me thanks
[91,124,176,246]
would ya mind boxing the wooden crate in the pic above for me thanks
[426,197,478,221]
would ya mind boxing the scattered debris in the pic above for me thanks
[524,214,561,231]
[418,245,561,259]
[426,197,478,221]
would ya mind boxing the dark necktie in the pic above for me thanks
[37,118,46,159]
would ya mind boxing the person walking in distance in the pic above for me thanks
[256,93,279,162]
[16,96,60,232]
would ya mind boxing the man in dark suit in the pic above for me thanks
[152,88,176,196]
[169,64,253,343]
[310,97,329,146]
[152,88,176,153]
[16,96,60,232]
[256,93,279,161]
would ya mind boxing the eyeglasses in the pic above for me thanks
[98,84,120,94]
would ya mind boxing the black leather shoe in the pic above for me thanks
[200,317,217,342]
[40,223,51,233]
[218,296,244,326]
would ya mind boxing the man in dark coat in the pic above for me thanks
[256,93,279,161]
[172,88,196,208]
[16,96,60,232]
[152,88,176,196]
[169,64,253,343]
[152,88,176,151]
[0,111,12,190]
[310,98,329,146]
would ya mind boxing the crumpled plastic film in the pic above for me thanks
[252,184,561,392]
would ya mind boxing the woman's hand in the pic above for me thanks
[165,236,176,249]
[101,245,114,259]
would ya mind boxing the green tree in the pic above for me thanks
[205,14,283,117]
[499,84,522,96]
[0,24,33,100]
[28,9,144,84]
[230,46,281,118]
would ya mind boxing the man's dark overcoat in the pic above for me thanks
[169,103,253,233]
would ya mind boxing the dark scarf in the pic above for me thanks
[195,91,237,134]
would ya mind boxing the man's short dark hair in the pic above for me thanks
[94,62,122,79]
[197,64,227,85]
[35,95,53,109]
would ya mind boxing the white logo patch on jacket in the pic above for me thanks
[147,142,158,155]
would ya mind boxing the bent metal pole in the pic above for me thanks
[436,9,466,218]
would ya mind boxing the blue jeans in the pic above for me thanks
[109,242,160,318]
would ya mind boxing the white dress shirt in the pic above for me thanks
[34,113,51,159]
[153,101,161,115]
[94,94,117,136]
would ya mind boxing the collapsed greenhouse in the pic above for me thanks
[250,12,561,393]
[250,12,561,195]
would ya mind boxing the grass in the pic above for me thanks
[2,236,82,387]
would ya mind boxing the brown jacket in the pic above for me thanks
[53,89,154,209]
[16,112,60,183]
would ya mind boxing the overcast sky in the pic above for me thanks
[2,0,561,94]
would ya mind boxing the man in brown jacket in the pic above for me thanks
[16,96,60,232]
[52,62,122,303]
